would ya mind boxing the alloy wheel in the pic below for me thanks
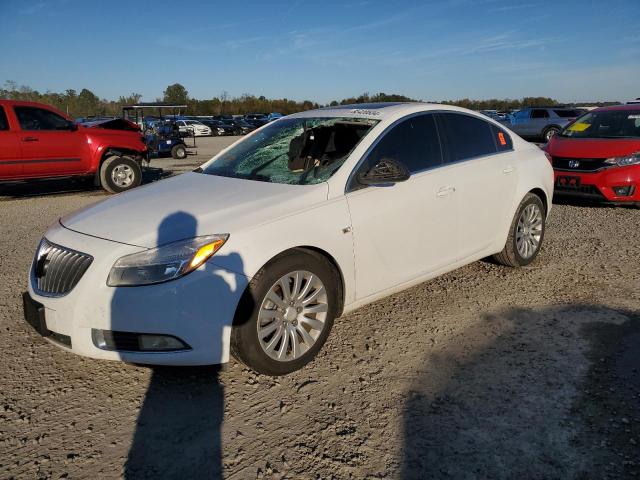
[516,203,543,259]
[257,270,328,362]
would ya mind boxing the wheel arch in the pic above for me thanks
[233,245,347,325]
[94,147,144,186]
[528,187,549,215]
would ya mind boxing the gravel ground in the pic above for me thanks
[0,136,638,479]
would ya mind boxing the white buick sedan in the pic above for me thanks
[24,103,553,375]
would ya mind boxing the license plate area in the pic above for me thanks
[22,292,50,337]
[556,176,581,189]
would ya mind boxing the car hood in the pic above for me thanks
[60,172,328,248]
[546,135,640,158]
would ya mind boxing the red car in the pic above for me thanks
[0,100,147,193]
[545,104,640,206]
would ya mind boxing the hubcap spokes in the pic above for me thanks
[258,270,328,362]
[112,165,134,187]
[516,204,543,259]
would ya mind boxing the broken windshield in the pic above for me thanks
[199,117,378,185]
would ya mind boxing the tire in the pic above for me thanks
[99,155,142,194]
[543,126,560,142]
[493,193,546,267]
[230,249,342,375]
[171,144,187,159]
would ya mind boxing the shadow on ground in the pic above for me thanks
[124,366,224,478]
[0,167,169,199]
[402,304,639,480]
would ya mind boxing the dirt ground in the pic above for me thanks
[0,136,638,479]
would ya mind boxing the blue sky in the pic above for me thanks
[1,0,639,103]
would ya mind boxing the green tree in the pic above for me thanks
[163,83,189,104]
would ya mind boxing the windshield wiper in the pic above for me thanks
[596,135,638,139]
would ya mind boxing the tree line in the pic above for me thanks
[0,81,620,119]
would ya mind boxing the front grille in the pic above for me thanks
[32,238,93,296]
[552,157,608,172]
[555,183,604,197]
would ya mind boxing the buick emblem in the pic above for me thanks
[568,160,580,168]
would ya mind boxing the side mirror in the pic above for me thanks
[357,158,410,186]
[68,121,78,131]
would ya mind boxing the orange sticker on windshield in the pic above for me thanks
[498,132,507,146]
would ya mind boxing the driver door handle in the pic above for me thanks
[436,186,456,197]
[503,166,514,174]
[22,136,39,142]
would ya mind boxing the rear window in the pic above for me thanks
[554,109,581,118]
[0,107,8,130]
[490,124,513,151]
[438,112,497,162]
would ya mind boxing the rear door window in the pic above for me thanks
[0,107,8,130]
[14,106,70,131]
[362,113,443,175]
[437,112,497,162]
[531,109,550,119]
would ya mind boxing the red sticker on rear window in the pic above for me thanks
[498,132,507,146]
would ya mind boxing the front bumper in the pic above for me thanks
[553,165,640,203]
[25,223,249,365]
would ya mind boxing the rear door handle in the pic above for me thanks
[22,136,39,142]
[436,186,456,197]
[502,166,514,174]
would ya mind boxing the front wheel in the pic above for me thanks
[493,193,546,267]
[230,249,342,375]
[99,155,142,194]
[171,144,187,159]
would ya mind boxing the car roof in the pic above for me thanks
[592,104,640,112]
[288,102,463,121]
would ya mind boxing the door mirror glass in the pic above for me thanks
[357,158,410,186]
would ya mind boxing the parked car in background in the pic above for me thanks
[212,115,234,122]
[175,119,212,137]
[502,107,583,142]
[0,100,147,193]
[267,112,283,122]
[23,102,552,375]
[223,119,256,135]
[545,104,640,206]
[627,98,640,105]
[199,119,236,136]
[480,110,507,121]
[244,113,269,128]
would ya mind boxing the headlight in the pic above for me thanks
[604,151,640,167]
[107,234,229,287]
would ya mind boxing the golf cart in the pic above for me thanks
[122,103,196,159]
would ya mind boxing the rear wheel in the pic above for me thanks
[493,193,545,267]
[171,144,187,159]
[543,126,560,142]
[99,155,142,194]
[231,249,341,375]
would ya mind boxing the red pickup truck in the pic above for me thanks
[0,100,148,193]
